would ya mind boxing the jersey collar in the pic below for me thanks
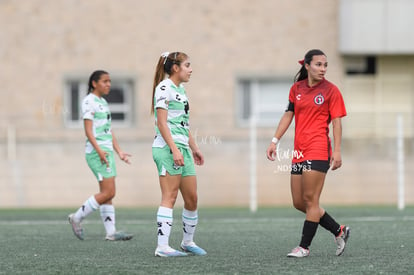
[306,77,326,88]
[166,78,184,89]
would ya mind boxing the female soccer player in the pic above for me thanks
[151,52,206,257]
[68,70,133,241]
[266,49,350,258]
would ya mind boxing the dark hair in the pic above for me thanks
[294,49,326,82]
[151,52,188,114]
[88,70,109,93]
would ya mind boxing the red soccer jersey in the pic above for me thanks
[288,78,347,163]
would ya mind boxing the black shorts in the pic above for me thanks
[291,160,330,175]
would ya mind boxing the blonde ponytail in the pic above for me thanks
[151,56,167,114]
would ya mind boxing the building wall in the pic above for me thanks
[1,0,413,207]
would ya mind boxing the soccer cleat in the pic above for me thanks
[287,246,310,258]
[181,242,207,256]
[155,246,188,257]
[335,225,350,256]
[68,213,84,240]
[105,231,133,241]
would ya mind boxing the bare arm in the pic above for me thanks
[274,111,294,140]
[266,111,294,161]
[189,131,204,166]
[84,119,108,166]
[112,131,131,164]
[156,108,184,166]
[330,117,342,170]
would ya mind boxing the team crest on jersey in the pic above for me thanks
[314,93,325,105]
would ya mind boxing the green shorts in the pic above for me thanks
[85,150,117,181]
[152,146,196,177]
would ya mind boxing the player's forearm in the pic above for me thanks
[84,121,103,153]
[112,131,122,155]
[274,111,294,140]
[157,120,180,153]
[188,132,199,152]
[332,118,342,152]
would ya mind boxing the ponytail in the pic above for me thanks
[294,66,308,83]
[294,49,326,83]
[151,56,167,114]
[151,51,189,114]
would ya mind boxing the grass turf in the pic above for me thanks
[0,206,412,274]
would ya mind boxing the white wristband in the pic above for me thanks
[271,137,279,144]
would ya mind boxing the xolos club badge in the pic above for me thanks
[314,93,325,105]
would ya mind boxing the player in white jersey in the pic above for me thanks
[68,70,133,241]
[151,52,206,257]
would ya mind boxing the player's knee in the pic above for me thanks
[162,195,178,207]
[292,200,305,212]
[302,194,317,208]
[102,189,116,201]
[184,194,198,210]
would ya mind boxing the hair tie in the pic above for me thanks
[298,59,305,65]
[161,52,170,64]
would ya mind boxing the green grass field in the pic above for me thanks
[0,206,412,274]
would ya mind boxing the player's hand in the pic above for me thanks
[330,151,342,170]
[172,148,184,167]
[98,149,109,167]
[266,143,277,161]
[193,149,204,166]
[118,151,132,164]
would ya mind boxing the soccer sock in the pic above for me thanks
[299,220,319,249]
[157,206,173,248]
[73,195,99,222]
[319,212,341,237]
[100,204,116,236]
[182,208,198,245]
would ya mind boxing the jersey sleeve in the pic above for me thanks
[329,86,347,119]
[82,97,94,120]
[286,85,296,112]
[154,84,172,110]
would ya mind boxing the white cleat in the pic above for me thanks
[105,231,133,241]
[287,246,310,258]
[181,242,207,256]
[155,246,188,257]
[68,214,84,240]
[335,225,350,256]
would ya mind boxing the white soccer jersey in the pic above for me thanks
[153,78,190,148]
[81,93,113,154]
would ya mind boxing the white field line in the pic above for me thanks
[0,216,413,226]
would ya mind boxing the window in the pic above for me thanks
[64,76,135,128]
[345,56,377,75]
[237,78,291,127]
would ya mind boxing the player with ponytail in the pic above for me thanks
[266,49,350,258]
[68,70,133,242]
[151,52,206,257]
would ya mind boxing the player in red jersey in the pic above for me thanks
[266,49,350,258]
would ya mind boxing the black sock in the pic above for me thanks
[319,212,341,237]
[299,220,319,249]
